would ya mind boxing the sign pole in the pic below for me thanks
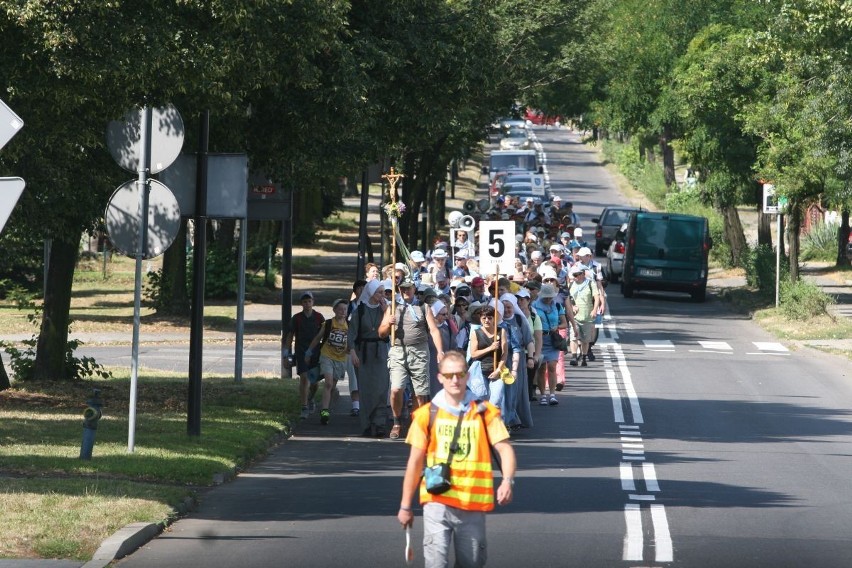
[493,269,499,370]
[128,107,152,453]
[775,213,782,308]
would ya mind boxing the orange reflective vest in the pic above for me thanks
[406,401,509,512]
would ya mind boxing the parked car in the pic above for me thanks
[621,212,712,302]
[592,206,640,256]
[605,223,628,283]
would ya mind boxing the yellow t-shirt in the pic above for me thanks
[319,318,349,362]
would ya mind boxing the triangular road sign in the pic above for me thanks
[0,177,26,234]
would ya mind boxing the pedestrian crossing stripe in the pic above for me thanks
[638,340,789,354]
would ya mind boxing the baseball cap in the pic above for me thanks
[539,284,557,298]
[456,250,468,259]
[578,247,592,257]
[525,197,534,203]
[540,267,558,280]
[456,285,472,297]
[571,263,588,275]
[515,288,531,299]
[398,278,415,288]
[560,232,571,239]
[549,243,562,251]
[410,250,426,263]
[530,250,543,260]
[300,291,314,301]
[332,298,349,309]
[553,195,562,202]
[432,249,448,259]
[468,301,484,314]
[471,276,485,287]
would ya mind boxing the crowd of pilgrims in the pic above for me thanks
[304,219,606,437]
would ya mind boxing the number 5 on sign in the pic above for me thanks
[478,221,516,275]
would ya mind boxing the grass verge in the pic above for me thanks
[0,370,300,560]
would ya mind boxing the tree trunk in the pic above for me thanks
[33,238,78,380]
[721,205,748,266]
[787,204,801,282]
[837,208,850,268]
[0,353,10,391]
[660,125,676,188]
[158,219,189,315]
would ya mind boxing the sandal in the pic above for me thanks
[389,424,402,440]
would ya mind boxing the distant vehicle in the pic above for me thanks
[499,118,526,133]
[524,108,561,126]
[621,212,712,302]
[592,206,640,256]
[499,126,531,150]
[483,149,541,182]
[605,223,628,283]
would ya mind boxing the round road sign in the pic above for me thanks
[105,179,181,259]
[106,105,185,174]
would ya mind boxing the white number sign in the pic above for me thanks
[478,221,516,275]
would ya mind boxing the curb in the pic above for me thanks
[81,522,161,568]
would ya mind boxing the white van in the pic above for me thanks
[482,149,541,182]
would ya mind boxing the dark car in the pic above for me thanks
[621,212,712,302]
[592,206,640,256]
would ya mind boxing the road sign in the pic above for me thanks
[762,184,778,214]
[0,177,26,234]
[106,105,185,174]
[105,179,181,258]
[158,153,248,218]
[0,99,24,152]
[478,220,516,275]
[531,174,545,196]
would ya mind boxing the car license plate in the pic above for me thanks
[638,268,662,278]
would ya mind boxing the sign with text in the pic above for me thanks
[478,220,516,275]
[762,184,778,214]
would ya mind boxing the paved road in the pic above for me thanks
[109,127,852,566]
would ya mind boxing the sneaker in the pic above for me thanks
[320,409,330,425]
[569,357,578,367]
[587,349,596,362]
[299,406,309,421]
[549,394,559,406]
[539,395,548,406]
[309,400,317,414]
[581,356,588,367]
[350,408,360,417]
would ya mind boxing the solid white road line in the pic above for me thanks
[620,425,640,430]
[622,443,645,449]
[628,494,656,501]
[606,367,625,423]
[642,462,660,492]
[611,343,644,424]
[620,462,636,491]
[623,504,644,561]
[651,504,674,562]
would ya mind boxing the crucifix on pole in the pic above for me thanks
[382,167,405,345]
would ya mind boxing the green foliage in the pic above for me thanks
[602,139,669,208]
[745,244,790,297]
[801,221,840,262]
[779,279,834,320]
[1,333,111,383]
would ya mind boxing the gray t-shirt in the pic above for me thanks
[394,302,428,346]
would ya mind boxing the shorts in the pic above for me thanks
[388,343,431,397]
[319,355,346,382]
[570,321,595,343]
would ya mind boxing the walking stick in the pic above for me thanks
[493,269,499,370]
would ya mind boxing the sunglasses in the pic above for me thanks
[440,371,466,380]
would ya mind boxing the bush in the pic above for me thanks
[801,221,838,262]
[745,243,789,297]
[779,279,834,320]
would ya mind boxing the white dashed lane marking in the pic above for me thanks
[643,339,675,351]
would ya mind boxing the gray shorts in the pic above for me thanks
[570,321,595,343]
[423,502,487,568]
[388,343,430,397]
[319,355,346,382]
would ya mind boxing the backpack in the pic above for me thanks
[292,311,324,339]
